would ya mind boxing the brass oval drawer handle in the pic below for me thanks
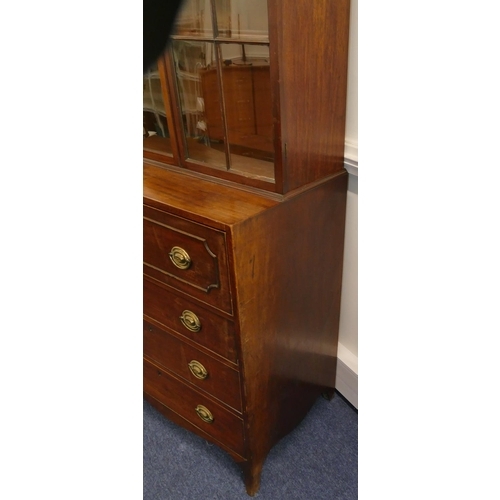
[169,246,191,270]
[179,310,201,332]
[188,360,208,380]
[195,405,214,424]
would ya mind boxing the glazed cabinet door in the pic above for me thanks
[144,1,350,195]
[157,0,282,191]
[143,57,181,164]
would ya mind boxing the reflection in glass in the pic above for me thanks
[219,44,274,178]
[173,0,213,38]
[171,0,275,184]
[143,64,172,156]
[215,0,269,40]
[172,40,227,170]
[173,40,274,180]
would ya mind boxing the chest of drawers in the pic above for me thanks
[143,164,347,495]
[143,0,350,493]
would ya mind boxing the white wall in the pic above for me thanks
[336,0,358,407]
[344,0,358,161]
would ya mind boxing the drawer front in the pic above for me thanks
[144,320,242,412]
[143,206,232,313]
[144,358,245,456]
[144,278,238,363]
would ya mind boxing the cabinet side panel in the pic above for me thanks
[278,0,350,192]
[231,172,348,464]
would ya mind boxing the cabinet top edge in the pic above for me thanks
[143,163,280,228]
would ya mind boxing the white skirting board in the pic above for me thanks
[336,149,358,409]
[344,141,358,176]
[335,343,358,409]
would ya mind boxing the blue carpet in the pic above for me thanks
[144,392,358,499]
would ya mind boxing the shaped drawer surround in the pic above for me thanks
[143,205,232,313]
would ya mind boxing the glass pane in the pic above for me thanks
[143,64,172,156]
[173,0,214,38]
[215,0,269,40]
[172,40,227,170]
[220,43,274,181]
